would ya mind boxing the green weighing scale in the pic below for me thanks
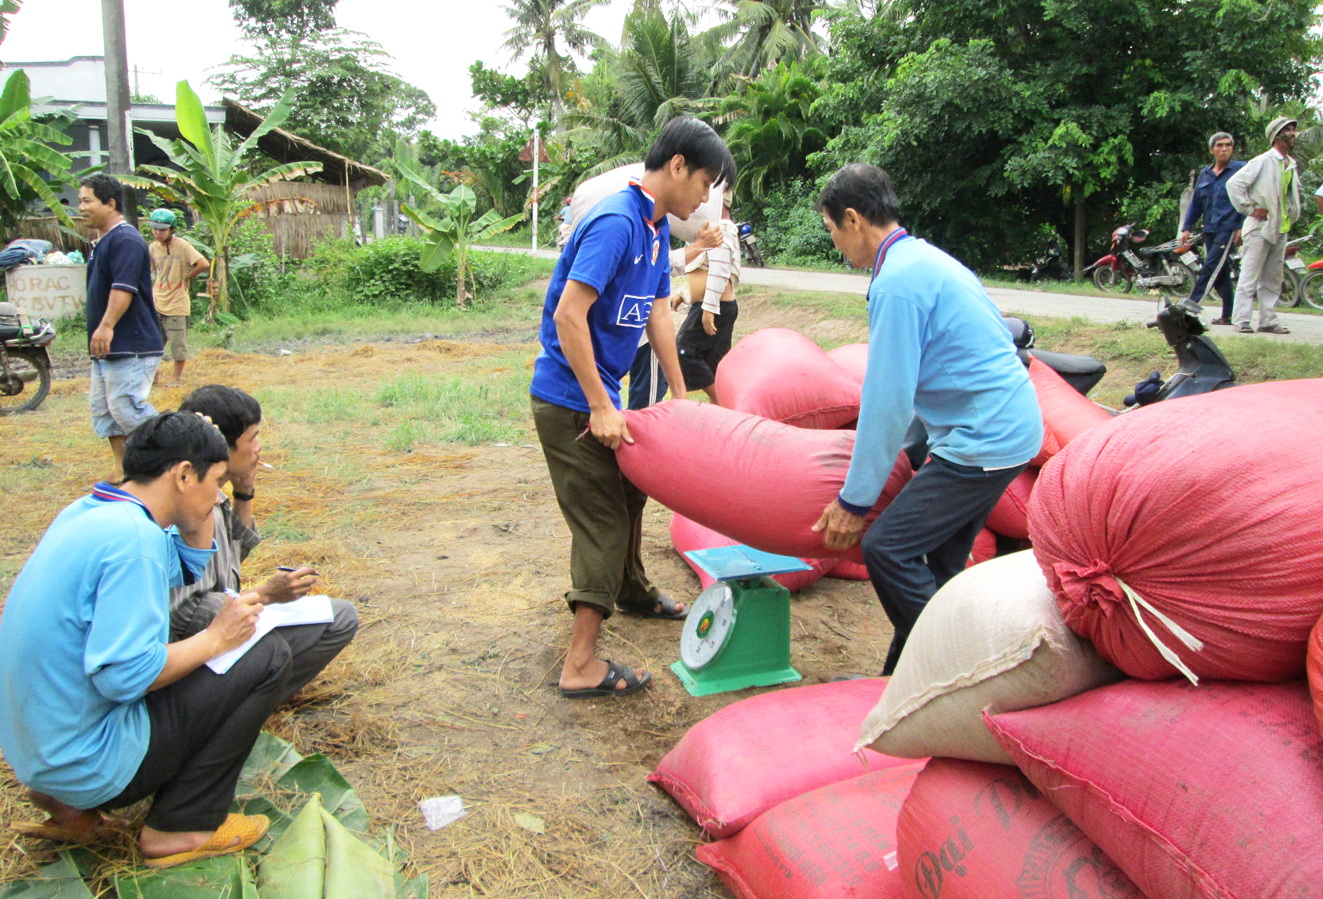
[671,544,810,697]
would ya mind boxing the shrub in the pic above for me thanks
[753,177,838,265]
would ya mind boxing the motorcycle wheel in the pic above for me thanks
[1300,270,1323,311]
[0,347,52,414]
[1092,266,1130,293]
[1275,269,1302,308]
[744,240,766,268]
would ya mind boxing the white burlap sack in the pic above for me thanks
[856,550,1123,764]
[569,162,724,243]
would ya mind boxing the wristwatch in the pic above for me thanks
[231,488,255,502]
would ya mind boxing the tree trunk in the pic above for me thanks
[1073,192,1087,278]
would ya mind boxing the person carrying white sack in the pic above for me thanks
[668,190,741,404]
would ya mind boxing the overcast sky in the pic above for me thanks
[0,0,634,139]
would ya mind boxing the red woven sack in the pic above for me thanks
[967,527,997,568]
[648,679,919,838]
[826,341,870,389]
[896,758,1145,899]
[1029,379,1323,682]
[670,512,830,593]
[984,467,1037,540]
[696,764,923,899]
[714,328,863,429]
[1027,356,1112,466]
[618,401,911,562]
[1309,614,1323,737]
[985,679,1323,899]
[828,557,870,580]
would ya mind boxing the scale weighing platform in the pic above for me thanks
[671,544,810,697]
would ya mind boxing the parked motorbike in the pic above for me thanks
[1297,255,1323,311]
[1125,302,1236,407]
[1027,245,1072,282]
[0,301,55,414]
[1184,233,1308,309]
[1084,223,1195,295]
[737,221,765,267]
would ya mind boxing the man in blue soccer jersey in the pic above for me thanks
[531,117,736,699]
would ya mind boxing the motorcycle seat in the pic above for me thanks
[0,324,22,342]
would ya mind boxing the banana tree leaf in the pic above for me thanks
[239,162,324,195]
[322,804,394,899]
[234,90,298,161]
[0,854,92,898]
[114,854,257,899]
[0,70,30,125]
[237,731,304,792]
[419,235,455,273]
[257,794,326,898]
[394,161,444,205]
[472,212,524,241]
[277,754,370,836]
[395,874,430,899]
[399,201,445,234]
[174,81,216,174]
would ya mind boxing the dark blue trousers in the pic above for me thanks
[861,455,1027,675]
[1187,229,1237,320]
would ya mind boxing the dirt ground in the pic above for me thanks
[0,290,897,897]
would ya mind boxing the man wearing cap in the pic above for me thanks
[147,210,208,387]
[1225,116,1301,334]
[1180,133,1244,325]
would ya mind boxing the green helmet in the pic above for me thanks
[147,208,178,229]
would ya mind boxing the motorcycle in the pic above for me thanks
[737,221,765,268]
[0,301,55,414]
[1124,301,1236,408]
[1026,245,1072,282]
[1198,234,1310,309]
[1085,223,1196,296]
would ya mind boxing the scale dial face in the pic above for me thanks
[681,582,737,670]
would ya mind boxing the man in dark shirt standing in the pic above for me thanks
[1180,132,1246,325]
[78,174,164,480]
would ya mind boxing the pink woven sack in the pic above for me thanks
[696,764,923,899]
[985,678,1323,899]
[1027,356,1112,466]
[714,328,863,429]
[826,341,870,389]
[618,401,911,562]
[1029,379,1323,682]
[896,758,1145,899]
[984,466,1036,540]
[1309,614,1323,737]
[669,512,830,593]
[648,679,919,839]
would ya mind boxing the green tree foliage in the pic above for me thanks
[418,122,531,218]
[815,0,1323,271]
[209,28,436,164]
[500,0,608,128]
[123,81,322,316]
[721,57,829,201]
[229,0,338,38]
[0,70,84,238]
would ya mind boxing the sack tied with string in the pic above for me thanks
[1028,379,1323,683]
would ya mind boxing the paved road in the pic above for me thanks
[483,246,1323,345]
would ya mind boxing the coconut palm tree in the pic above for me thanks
[705,0,827,87]
[500,0,608,130]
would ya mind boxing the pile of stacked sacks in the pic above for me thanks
[633,336,1323,898]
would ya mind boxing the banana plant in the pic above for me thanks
[0,69,85,238]
[121,80,322,317]
[395,161,523,308]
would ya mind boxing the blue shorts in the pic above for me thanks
[89,356,161,438]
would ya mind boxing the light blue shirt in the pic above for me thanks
[839,235,1042,512]
[0,494,213,808]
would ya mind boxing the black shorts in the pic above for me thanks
[676,300,738,390]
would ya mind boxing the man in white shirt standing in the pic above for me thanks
[1225,116,1301,335]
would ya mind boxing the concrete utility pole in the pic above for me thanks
[101,0,136,225]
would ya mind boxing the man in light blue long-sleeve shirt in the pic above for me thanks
[812,164,1043,674]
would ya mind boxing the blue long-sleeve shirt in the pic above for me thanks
[838,234,1043,513]
[0,493,213,808]
[1182,160,1246,234]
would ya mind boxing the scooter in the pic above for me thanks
[1124,301,1236,408]
[0,301,55,414]
[737,222,765,267]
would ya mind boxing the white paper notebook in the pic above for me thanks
[206,594,335,674]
